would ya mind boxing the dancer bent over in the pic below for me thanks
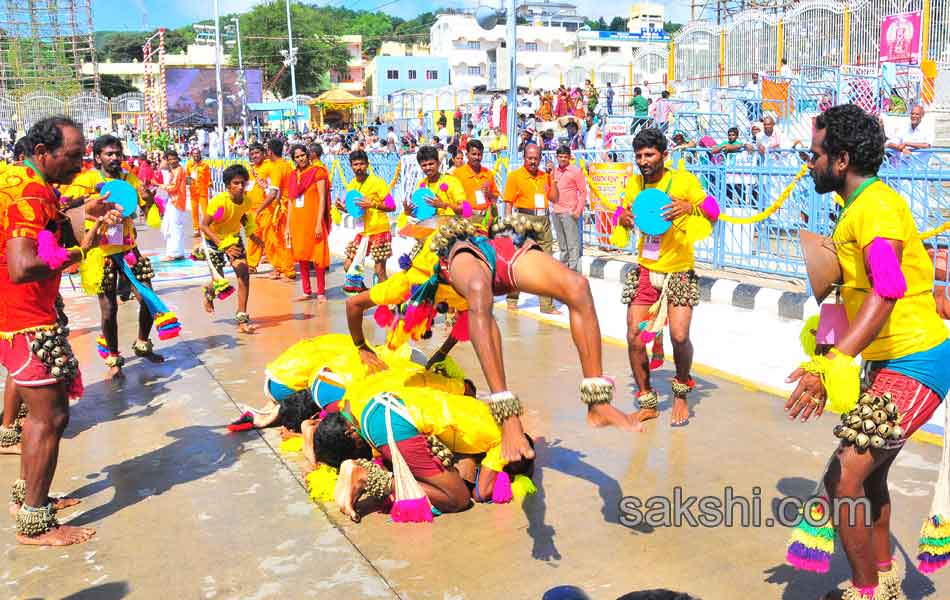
[346,215,641,465]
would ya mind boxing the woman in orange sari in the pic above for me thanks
[288,144,331,302]
[537,91,554,122]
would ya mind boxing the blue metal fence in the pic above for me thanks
[209,146,950,282]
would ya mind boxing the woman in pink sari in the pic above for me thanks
[555,86,568,118]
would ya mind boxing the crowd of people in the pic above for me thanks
[0,99,946,600]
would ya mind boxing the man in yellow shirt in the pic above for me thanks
[244,143,268,272]
[415,145,465,216]
[452,139,499,225]
[616,128,713,425]
[336,149,394,289]
[489,127,508,156]
[503,143,559,314]
[254,139,296,280]
[64,135,164,378]
[784,105,950,600]
[200,164,262,334]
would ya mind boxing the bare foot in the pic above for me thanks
[634,408,659,423]
[586,403,644,432]
[137,350,165,364]
[203,293,214,314]
[17,525,95,546]
[334,460,368,522]
[540,307,562,315]
[671,396,690,425]
[269,272,281,280]
[0,443,20,455]
[317,294,327,303]
[500,417,535,463]
[292,294,315,302]
[506,300,518,311]
[106,366,124,380]
[237,322,256,334]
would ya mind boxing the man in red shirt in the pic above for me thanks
[0,116,120,546]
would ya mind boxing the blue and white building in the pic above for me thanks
[365,55,451,101]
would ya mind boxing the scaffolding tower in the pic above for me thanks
[690,0,798,24]
[0,0,99,97]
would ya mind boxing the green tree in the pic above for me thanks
[663,21,682,35]
[99,74,138,97]
[609,17,627,32]
[235,1,349,97]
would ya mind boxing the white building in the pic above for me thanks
[515,0,586,31]
[429,12,669,93]
[627,2,665,34]
[429,13,575,91]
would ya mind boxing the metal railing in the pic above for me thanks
[207,146,950,283]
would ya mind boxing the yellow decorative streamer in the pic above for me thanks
[717,164,809,224]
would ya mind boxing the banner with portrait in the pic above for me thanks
[880,11,922,64]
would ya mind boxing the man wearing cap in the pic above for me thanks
[616,128,715,425]
[503,143,559,314]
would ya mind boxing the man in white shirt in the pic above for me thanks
[779,58,794,78]
[755,115,783,156]
[886,105,933,155]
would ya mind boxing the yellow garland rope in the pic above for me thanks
[920,221,950,240]
[717,163,809,224]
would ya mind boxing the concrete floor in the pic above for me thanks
[1,231,948,599]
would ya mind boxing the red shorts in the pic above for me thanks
[378,434,445,479]
[867,368,944,448]
[0,332,58,387]
[630,265,661,305]
[446,236,540,296]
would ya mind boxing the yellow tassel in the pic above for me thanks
[800,315,820,358]
[279,436,304,454]
[305,464,338,503]
[801,351,861,414]
[79,247,105,296]
[920,517,950,541]
[330,205,342,225]
[609,225,630,248]
[146,204,161,228]
[789,526,835,554]
[429,355,467,380]
[396,212,408,229]
[511,474,537,498]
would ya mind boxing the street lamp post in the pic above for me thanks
[285,0,299,131]
[505,0,517,167]
[212,0,225,157]
[232,17,248,142]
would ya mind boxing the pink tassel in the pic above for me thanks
[390,497,433,523]
[36,230,70,270]
[640,330,657,343]
[374,305,395,327]
[124,251,137,266]
[212,206,225,221]
[491,471,513,504]
[700,195,720,221]
[461,201,473,218]
[403,304,429,330]
[785,553,830,574]
[383,194,396,211]
[611,206,624,226]
[868,237,907,299]
[450,311,470,342]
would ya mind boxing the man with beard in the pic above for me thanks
[785,104,950,600]
[616,128,716,426]
[2,116,121,545]
[65,135,164,378]
[452,139,499,227]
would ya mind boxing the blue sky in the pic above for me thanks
[94,0,690,32]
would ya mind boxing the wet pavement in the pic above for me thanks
[1,230,947,599]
